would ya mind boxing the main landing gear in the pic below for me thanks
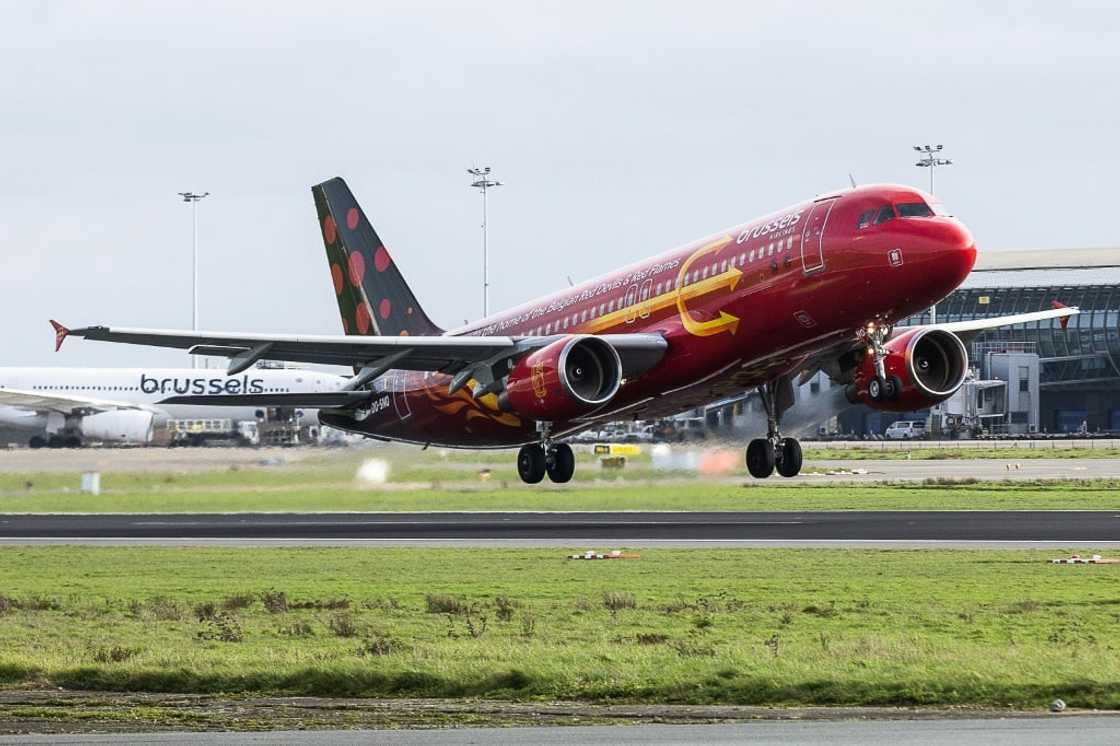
[864,321,902,402]
[517,422,575,484]
[745,379,803,479]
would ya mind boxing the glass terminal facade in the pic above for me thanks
[901,267,1120,432]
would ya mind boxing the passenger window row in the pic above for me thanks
[527,234,796,336]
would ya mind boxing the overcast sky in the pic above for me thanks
[2,1,1116,367]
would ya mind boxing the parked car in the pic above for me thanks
[884,420,928,440]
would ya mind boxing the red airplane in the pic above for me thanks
[53,177,1077,482]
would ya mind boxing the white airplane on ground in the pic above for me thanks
[0,366,346,448]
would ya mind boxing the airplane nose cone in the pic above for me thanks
[946,220,977,284]
[904,218,977,307]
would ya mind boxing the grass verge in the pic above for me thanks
[1,479,1118,513]
[805,446,1120,460]
[0,546,1118,709]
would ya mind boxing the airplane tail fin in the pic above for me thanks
[313,177,444,337]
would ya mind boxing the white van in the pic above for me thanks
[885,420,928,440]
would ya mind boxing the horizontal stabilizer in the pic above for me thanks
[158,392,373,409]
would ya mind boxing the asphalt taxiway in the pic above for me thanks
[1,510,1117,547]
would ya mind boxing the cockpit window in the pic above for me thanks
[897,202,934,218]
[875,205,895,224]
[856,209,876,229]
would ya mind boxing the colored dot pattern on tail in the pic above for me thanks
[355,302,371,334]
[313,176,444,338]
[348,251,365,287]
[374,246,391,272]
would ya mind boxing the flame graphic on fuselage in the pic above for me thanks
[423,375,522,428]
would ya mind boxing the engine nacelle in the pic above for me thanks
[505,335,623,420]
[849,328,968,412]
[80,410,155,444]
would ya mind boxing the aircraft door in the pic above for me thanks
[624,284,640,323]
[638,279,653,319]
[373,373,412,421]
[800,198,836,275]
[391,371,412,420]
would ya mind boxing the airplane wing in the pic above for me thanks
[798,305,1080,385]
[54,323,518,370]
[933,305,1076,343]
[0,388,154,416]
[157,391,376,408]
[51,321,669,388]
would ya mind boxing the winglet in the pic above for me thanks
[49,320,70,352]
[1051,300,1071,330]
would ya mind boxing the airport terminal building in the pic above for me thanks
[859,247,1120,435]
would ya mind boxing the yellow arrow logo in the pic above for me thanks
[573,235,742,336]
[675,236,741,337]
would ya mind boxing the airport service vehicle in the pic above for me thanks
[168,418,260,447]
[884,420,927,440]
[0,367,345,447]
[53,177,1077,480]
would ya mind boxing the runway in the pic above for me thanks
[2,511,1118,547]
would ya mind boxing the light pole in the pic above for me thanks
[178,191,209,367]
[913,145,952,325]
[913,146,953,431]
[468,167,501,317]
[913,144,951,196]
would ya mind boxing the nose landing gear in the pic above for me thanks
[516,422,576,484]
[745,378,803,479]
[864,322,901,402]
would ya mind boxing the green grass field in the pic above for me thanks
[1,443,1118,513]
[2,472,1118,513]
[804,446,1120,460]
[0,546,1117,709]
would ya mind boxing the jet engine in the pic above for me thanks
[504,335,623,420]
[847,328,968,412]
[80,410,155,444]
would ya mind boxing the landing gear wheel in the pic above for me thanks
[29,436,45,449]
[546,443,575,483]
[868,376,885,402]
[517,444,547,484]
[64,436,82,448]
[48,435,64,449]
[776,438,803,478]
[884,375,902,401]
[746,438,775,479]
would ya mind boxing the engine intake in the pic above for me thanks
[909,328,968,398]
[849,328,968,412]
[505,335,623,420]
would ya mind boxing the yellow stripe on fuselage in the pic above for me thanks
[578,267,743,334]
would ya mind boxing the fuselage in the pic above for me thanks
[320,184,976,447]
[0,367,347,436]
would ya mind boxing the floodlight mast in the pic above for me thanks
[913,144,952,195]
[178,191,210,368]
[468,167,502,317]
[911,145,953,336]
